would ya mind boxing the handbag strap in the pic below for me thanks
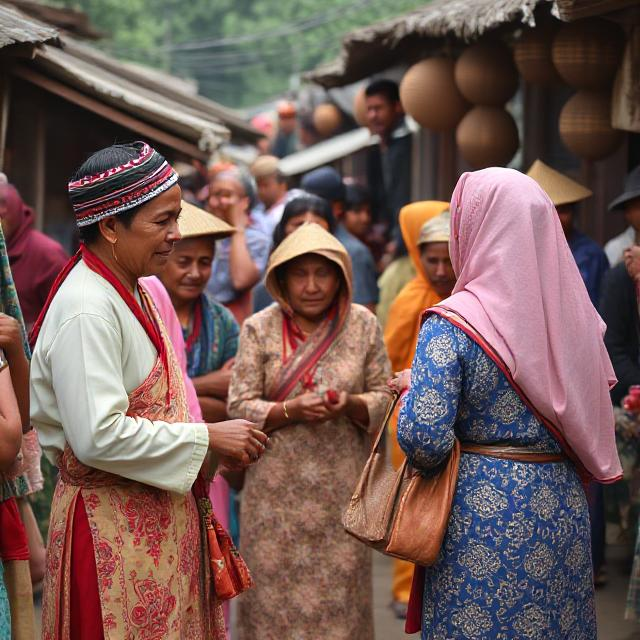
[371,391,400,453]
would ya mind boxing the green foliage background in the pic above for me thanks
[45,0,426,108]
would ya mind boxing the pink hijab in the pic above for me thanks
[439,168,621,483]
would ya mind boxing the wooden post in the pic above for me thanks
[33,104,45,230]
[0,72,11,172]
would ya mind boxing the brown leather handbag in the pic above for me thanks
[342,392,460,566]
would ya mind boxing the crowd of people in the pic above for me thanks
[0,76,638,640]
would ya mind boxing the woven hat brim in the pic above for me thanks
[178,200,235,239]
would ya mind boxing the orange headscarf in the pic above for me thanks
[384,201,449,372]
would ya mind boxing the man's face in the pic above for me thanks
[625,197,640,233]
[343,204,371,241]
[278,114,297,135]
[419,241,456,299]
[256,174,286,209]
[365,94,400,137]
[556,204,574,238]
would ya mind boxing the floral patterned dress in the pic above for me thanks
[398,315,596,640]
[227,303,391,640]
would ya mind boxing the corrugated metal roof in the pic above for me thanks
[306,0,557,88]
[278,118,419,176]
[31,43,230,152]
[61,39,260,144]
[0,2,58,49]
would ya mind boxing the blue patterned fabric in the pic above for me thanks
[398,315,596,639]
[183,292,239,378]
[0,563,9,640]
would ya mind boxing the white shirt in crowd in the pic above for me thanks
[30,260,208,495]
[604,226,636,266]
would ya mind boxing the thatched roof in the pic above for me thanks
[307,0,636,88]
[555,0,639,21]
[0,2,58,50]
[306,0,555,88]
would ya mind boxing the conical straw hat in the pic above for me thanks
[178,200,235,239]
[526,160,592,207]
[265,222,352,309]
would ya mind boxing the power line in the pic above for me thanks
[158,0,372,52]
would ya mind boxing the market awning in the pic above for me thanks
[279,127,375,176]
[279,118,419,176]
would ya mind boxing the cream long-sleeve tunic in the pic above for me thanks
[30,261,208,495]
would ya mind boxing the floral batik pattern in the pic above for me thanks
[398,315,596,640]
[228,304,391,640]
[41,292,225,640]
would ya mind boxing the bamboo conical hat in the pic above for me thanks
[527,159,592,207]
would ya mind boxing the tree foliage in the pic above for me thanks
[46,0,426,108]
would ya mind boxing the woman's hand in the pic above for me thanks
[624,246,640,282]
[287,393,330,423]
[321,390,349,420]
[388,369,411,394]
[207,419,269,467]
[0,314,23,359]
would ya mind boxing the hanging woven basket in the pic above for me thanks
[313,103,343,138]
[353,87,368,127]
[456,105,519,168]
[400,58,469,131]
[552,17,625,90]
[455,40,519,106]
[514,22,563,86]
[559,90,624,160]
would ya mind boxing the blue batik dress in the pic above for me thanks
[398,315,596,639]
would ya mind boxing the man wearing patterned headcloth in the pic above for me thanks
[29,142,269,639]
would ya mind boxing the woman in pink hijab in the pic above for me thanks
[396,168,621,639]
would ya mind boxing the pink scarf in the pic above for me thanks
[440,168,621,483]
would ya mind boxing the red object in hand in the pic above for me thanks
[326,389,340,404]
[623,385,640,413]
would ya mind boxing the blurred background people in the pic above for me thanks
[0,182,68,330]
[364,79,412,247]
[206,166,271,323]
[528,160,609,306]
[383,201,451,618]
[605,166,640,266]
[271,100,299,158]
[250,155,288,236]
[302,167,378,311]
[228,223,390,640]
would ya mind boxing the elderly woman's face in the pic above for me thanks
[208,177,247,222]
[283,253,341,322]
[160,237,214,305]
[112,184,182,278]
[284,211,330,237]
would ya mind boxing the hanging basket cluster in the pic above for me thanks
[514,16,625,161]
[398,39,520,169]
[454,40,520,169]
